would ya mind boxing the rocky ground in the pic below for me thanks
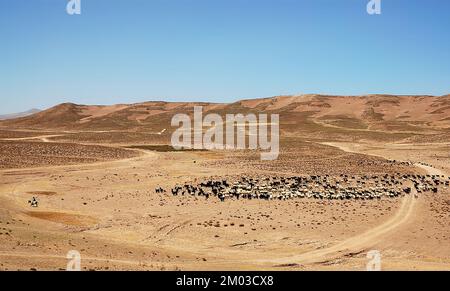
[0,129,449,270]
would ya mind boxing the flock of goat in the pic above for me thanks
[161,173,449,202]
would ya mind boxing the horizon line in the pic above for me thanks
[3,92,448,115]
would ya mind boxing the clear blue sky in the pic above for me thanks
[0,0,449,114]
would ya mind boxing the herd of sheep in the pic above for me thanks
[164,173,449,202]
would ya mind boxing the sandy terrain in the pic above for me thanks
[0,95,449,271]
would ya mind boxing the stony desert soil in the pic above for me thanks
[0,95,449,271]
[0,132,448,271]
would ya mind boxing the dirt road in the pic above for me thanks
[266,141,446,267]
[267,189,416,265]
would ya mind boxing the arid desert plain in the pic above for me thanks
[0,94,449,270]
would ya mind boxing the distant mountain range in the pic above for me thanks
[0,95,449,136]
[0,109,41,120]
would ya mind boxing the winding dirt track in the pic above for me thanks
[0,251,143,267]
[263,141,446,267]
[267,191,416,265]
[0,134,63,142]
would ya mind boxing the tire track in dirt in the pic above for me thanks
[0,251,144,267]
[263,141,427,266]
[268,190,416,265]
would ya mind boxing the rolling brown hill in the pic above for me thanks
[1,95,449,137]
